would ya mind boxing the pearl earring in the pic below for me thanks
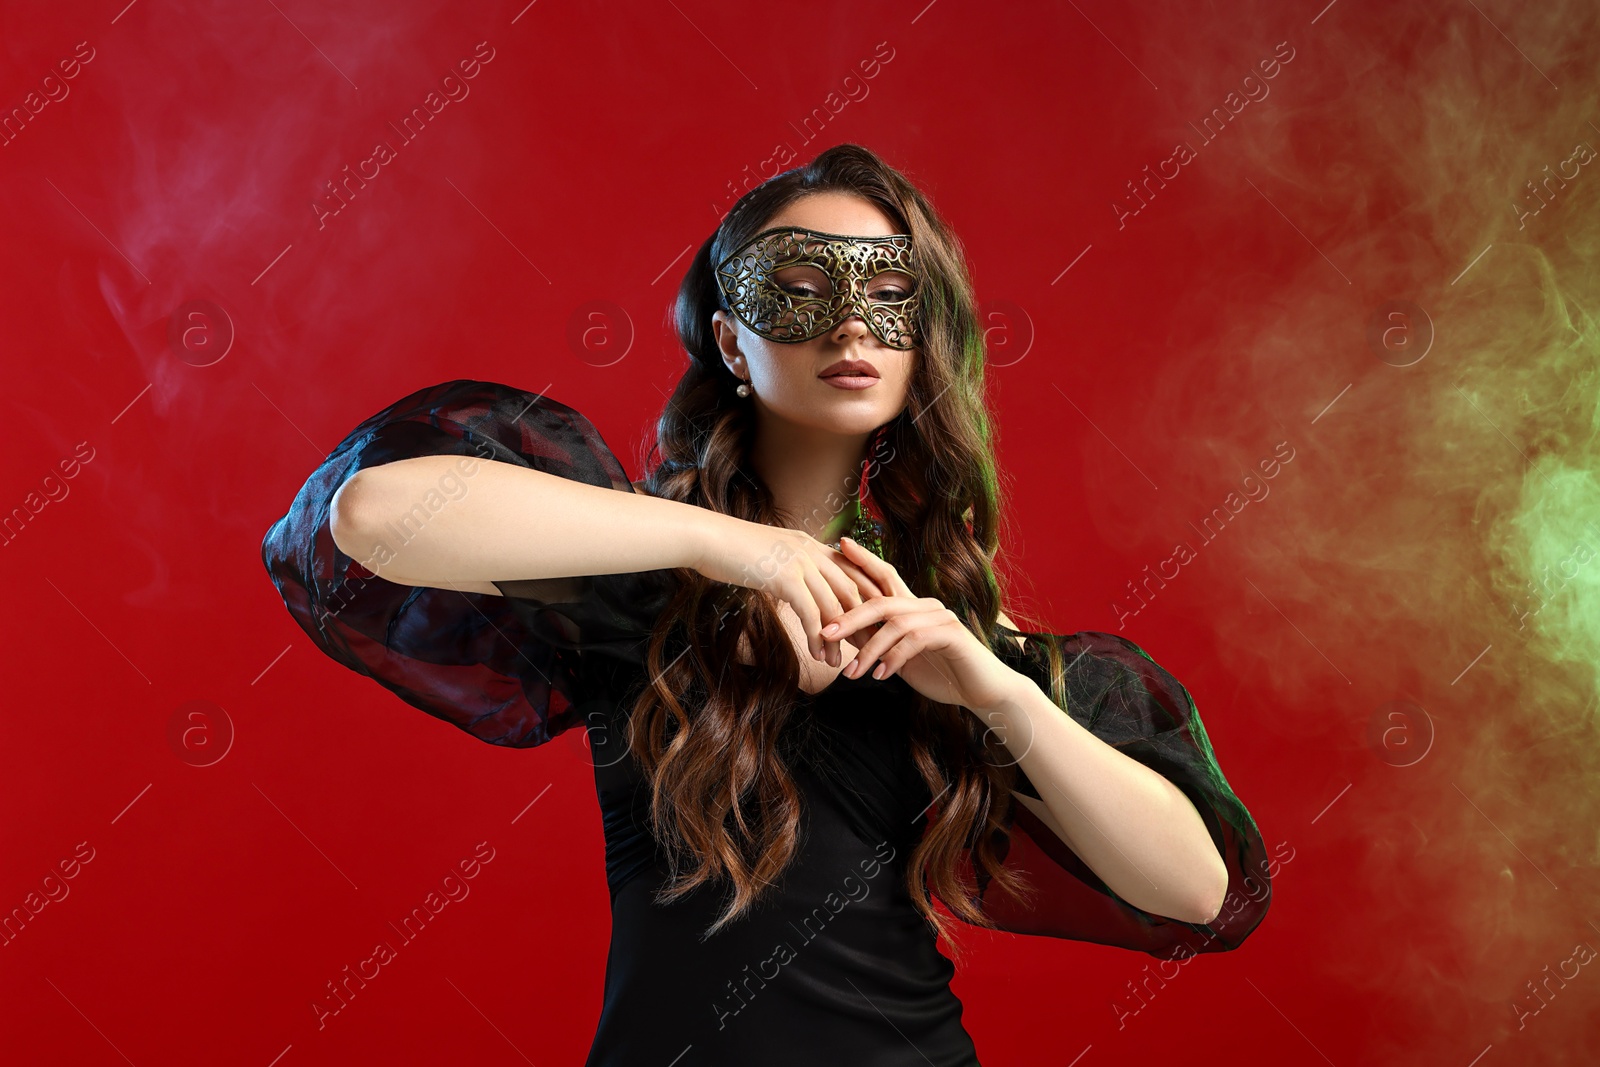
[735,381,751,398]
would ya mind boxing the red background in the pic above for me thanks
[3,1,1595,1064]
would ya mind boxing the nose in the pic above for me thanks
[829,303,873,343]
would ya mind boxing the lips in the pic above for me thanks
[819,359,880,378]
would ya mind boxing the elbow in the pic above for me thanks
[1187,896,1224,927]
[329,472,379,563]
[1184,856,1231,925]
[1143,849,1228,926]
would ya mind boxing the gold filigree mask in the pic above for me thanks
[714,227,921,350]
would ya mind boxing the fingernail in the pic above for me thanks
[822,622,840,636]
[872,663,887,679]
[844,657,858,677]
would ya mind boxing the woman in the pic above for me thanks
[261,143,1270,1065]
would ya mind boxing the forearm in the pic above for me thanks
[331,455,711,584]
[985,673,1229,924]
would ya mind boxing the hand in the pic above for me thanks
[690,512,888,668]
[823,537,1025,716]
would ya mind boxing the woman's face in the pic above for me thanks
[712,192,918,437]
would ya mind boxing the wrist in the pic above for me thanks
[680,504,739,576]
[971,665,1042,721]
[677,502,713,574]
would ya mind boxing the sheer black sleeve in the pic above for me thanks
[970,627,1271,957]
[259,379,676,748]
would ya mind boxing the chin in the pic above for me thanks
[823,402,901,434]
[772,398,898,435]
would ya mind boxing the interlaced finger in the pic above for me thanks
[841,536,916,598]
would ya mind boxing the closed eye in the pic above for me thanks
[774,264,831,300]
[868,270,915,302]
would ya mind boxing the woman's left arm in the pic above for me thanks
[824,537,1231,927]
[980,649,1230,924]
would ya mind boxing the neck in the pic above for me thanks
[748,415,872,541]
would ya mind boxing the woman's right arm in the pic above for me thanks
[330,454,879,665]
[330,455,713,592]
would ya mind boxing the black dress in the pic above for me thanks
[260,379,1271,1066]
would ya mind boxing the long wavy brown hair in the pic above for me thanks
[629,143,1056,955]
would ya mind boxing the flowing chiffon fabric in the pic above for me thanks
[261,379,1271,1065]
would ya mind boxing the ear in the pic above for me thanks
[712,309,746,379]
